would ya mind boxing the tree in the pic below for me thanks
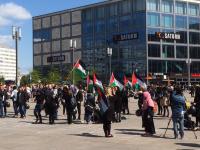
[47,68,61,84]
[30,69,41,84]
[0,76,5,84]
[20,75,30,86]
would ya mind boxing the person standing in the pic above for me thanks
[84,92,95,124]
[76,86,83,120]
[33,87,45,124]
[97,89,113,138]
[170,86,186,139]
[142,88,156,136]
[0,85,4,118]
[11,86,18,117]
[194,86,200,127]
[17,86,29,118]
[62,87,74,124]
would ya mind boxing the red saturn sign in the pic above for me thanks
[191,73,200,77]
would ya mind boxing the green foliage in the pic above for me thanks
[20,75,30,86]
[46,68,61,84]
[0,76,5,84]
[30,69,41,84]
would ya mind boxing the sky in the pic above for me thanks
[0,0,104,74]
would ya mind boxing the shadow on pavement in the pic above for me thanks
[116,128,174,139]
[69,133,104,138]
[175,143,200,148]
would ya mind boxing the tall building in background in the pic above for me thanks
[0,46,16,81]
[33,0,200,84]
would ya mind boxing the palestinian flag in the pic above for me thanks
[132,72,147,90]
[86,74,93,92]
[109,73,124,91]
[73,59,87,79]
[124,76,132,88]
[93,74,104,93]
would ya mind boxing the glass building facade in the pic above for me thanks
[33,0,200,83]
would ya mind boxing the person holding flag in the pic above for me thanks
[94,74,113,138]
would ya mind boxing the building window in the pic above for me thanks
[176,31,187,43]
[147,13,160,27]
[175,1,187,14]
[83,22,93,35]
[96,7,105,19]
[133,13,146,28]
[147,0,159,11]
[83,9,93,21]
[95,20,105,33]
[148,28,160,42]
[109,3,118,16]
[33,30,41,42]
[120,15,132,32]
[189,17,200,30]
[119,0,132,15]
[161,0,173,13]
[176,46,187,58]
[190,47,200,59]
[107,18,118,33]
[176,16,187,29]
[95,36,105,47]
[188,3,199,16]
[162,14,173,28]
[189,32,200,44]
[135,0,146,11]
[162,45,174,58]
[148,44,160,57]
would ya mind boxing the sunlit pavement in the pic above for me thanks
[0,91,200,150]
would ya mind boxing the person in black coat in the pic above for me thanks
[62,86,74,124]
[17,86,29,118]
[33,87,45,124]
[84,93,95,123]
[115,87,123,122]
[44,86,57,124]
[97,89,113,138]
[122,87,129,115]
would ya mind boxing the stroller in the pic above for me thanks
[184,104,196,130]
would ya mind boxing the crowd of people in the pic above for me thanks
[0,82,200,139]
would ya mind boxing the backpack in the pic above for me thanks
[70,96,77,109]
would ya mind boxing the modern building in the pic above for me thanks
[0,46,16,81]
[33,0,200,84]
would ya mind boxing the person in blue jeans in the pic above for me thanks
[170,86,186,139]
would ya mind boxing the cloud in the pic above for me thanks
[0,2,31,27]
[0,35,13,48]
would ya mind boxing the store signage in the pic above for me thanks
[113,32,138,41]
[191,73,200,77]
[47,55,65,63]
[155,32,181,40]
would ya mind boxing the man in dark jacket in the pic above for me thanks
[62,87,74,124]
[76,86,83,120]
[17,86,29,118]
[170,86,186,139]
[33,87,45,124]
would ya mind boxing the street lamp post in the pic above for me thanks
[70,39,76,85]
[186,58,192,87]
[107,47,112,78]
[12,26,21,87]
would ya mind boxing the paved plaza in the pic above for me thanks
[0,92,200,150]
